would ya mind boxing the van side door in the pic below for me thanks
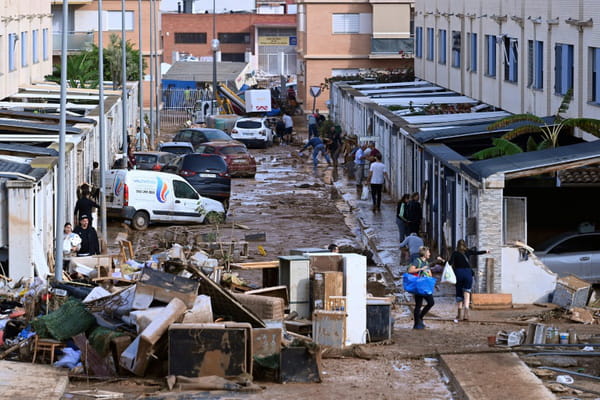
[172,179,203,223]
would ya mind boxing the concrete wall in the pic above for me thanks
[501,246,557,303]
[414,0,600,120]
[0,0,53,99]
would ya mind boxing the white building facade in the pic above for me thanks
[414,0,600,123]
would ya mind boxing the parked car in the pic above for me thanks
[105,169,225,230]
[534,231,600,282]
[196,141,257,178]
[159,141,195,155]
[162,153,231,209]
[172,128,238,150]
[133,151,177,171]
[230,117,274,148]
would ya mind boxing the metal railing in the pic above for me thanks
[52,31,94,52]
[371,38,414,56]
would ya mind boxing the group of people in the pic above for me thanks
[353,141,387,212]
[300,118,343,169]
[63,183,101,270]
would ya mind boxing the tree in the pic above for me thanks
[472,89,600,160]
[45,34,145,90]
[45,52,99,89]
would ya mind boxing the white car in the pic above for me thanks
[230,117,274,148]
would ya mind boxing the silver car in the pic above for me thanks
[534,232,600,282]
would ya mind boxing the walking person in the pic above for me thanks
[282,112,294,144]
[326,125,343,168]
[449,239,490,321]
[407,246,442,329]
[307,113,318,139]
[406,192,422,235]
[74,183,100,227]
[366,154,388,212]
[300,135,331,168]
[399,232,424,265]
[396,193,410,241]
[90,161,101,202]
[353,142,368,198]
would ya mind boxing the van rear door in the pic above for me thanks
[105,170,124,207]
[171,178,204,223]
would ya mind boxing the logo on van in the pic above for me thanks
[114,176,124,196]
[156,177,170,203]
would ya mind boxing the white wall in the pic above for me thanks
[414,0,600,120]
[501,246,557,303]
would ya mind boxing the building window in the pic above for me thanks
[32,30,39,64]
[415,27,423,58]
[468,32,477,72]
[21,31,28,67]
[555,43,574,95]
[426,28,434,61]
[451,31,461,68]
[528,40,543,89]
[332,13,359,34]
[8,33,17,71]
[221,52,245,62]
[174,32,207,44]
[42,28,48,60]
[218,33,250,44]
[107,11,134,31]
[438,29,446,65]
[504,37,518,83]
[485,34,496,77]
[592,48,600,104]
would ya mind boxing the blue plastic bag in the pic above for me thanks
[403,273,436,295]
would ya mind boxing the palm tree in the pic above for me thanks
[472,89,600,160]
[45,52,99,89]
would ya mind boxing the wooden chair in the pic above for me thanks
[32,335,64,365]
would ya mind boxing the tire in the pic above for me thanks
[131,211,150,230]
[205,211,224,225]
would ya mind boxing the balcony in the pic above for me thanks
[370,38,414,59]
[53,32,95,54]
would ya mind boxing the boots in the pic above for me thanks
[463,307,470,321]
[455,308,463,321]
[413,318,425,330]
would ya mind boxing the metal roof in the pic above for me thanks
[361,86,446,95]
[0,110,96,125]
[350,81,431,90]
[0,157,46,181]
[424,143,470,171]
[163,61,247,83]
[402,111,511,126]
[0,143,58,156]
[463,140,600,179]
[0,119,81,134]
[412,116,556,144]
[372,96,479,107]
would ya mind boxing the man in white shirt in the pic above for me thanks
[282,113,293,144]
[367,154,388,212]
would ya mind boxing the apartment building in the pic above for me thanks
[0,0,53,99]
[414,0,600,122]
[296,0,414,111]
[50,0,162,108]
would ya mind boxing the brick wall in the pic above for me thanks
[476,173,504,293]
[163,13,296,63]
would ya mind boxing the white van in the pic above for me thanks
[105,169,226,230]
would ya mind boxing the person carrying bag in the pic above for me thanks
[404,246,442,330]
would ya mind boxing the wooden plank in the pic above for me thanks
[230,261,279,270]
[472,293,512,306]
[0,360,68,399]
[72,334,116,377]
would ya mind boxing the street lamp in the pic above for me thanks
[211,0,219,115]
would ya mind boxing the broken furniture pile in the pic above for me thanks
[0,244,394,395]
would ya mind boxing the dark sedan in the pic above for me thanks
[162,153,231,209]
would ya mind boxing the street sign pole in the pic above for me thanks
[309,85,322,114]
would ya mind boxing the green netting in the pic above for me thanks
[253,354,279,370]
[31,298,96,341]
[87,326,126,357]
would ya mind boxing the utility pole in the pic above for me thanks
[98,0,107,245]
[121,0,128,167]
[55,0,69,281]
[138,0,144,150]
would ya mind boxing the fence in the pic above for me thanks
[160,88,212,129]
